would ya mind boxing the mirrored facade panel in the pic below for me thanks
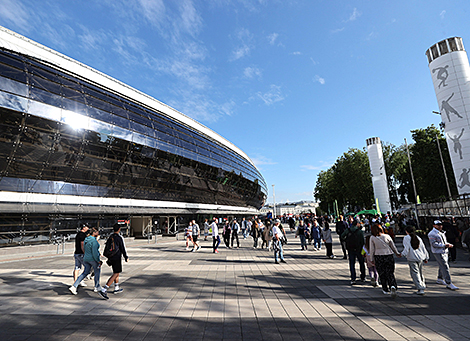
[0,47,266,209]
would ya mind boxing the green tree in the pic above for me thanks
[315,148,373,213]
[382,143,412,209]
[410,124,457,201]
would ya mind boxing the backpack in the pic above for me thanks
[345,229,360,251]
[103,234,119,259]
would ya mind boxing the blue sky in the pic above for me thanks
[1,0,469,204]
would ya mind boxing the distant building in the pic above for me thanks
[261,200,319,217]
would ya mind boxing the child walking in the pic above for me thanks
[363,235,379,287]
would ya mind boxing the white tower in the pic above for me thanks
[366,137,392,213]
[426,37,470,195]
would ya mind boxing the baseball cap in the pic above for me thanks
[434,220,442,225]
[275,219,280,223]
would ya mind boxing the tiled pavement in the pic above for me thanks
[0,231,469,340]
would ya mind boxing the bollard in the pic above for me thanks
[62,235,65,254]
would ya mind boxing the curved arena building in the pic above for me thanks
[0,26,267,245]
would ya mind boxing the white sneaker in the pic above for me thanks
[79,281,87,287]
[436,279,446,285]
[447,283,459,290]
[416,289,425,295]
[390,286,397,299]
[69,286,77,295]
[94,286,102,293]
[382,290,390,295]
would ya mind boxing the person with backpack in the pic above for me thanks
[102,224,129,295]
[295,220,308,251]
[69,227,108,300]
[341,220,366,285]
[370,224,401,298]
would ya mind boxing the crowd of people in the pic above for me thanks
[68,211,466,300]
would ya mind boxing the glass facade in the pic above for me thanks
[0,48,267,212]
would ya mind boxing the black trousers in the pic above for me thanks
[325,242,333,257]
[231,233,239,247]
[375,254,397,291]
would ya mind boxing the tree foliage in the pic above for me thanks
[410,124,457,201]
[314,124,456,213]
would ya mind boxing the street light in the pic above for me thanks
[272,184,276,219]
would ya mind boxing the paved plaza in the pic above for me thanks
[0,231,469,340]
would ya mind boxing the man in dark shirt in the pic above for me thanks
[73,224,89,286]
[103,224,129,294]
[335,216,348,259]
[443,217,460,262]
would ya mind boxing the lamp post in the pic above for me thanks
[404,138,420,230]
[272,184,276,219]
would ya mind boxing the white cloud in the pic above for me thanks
[178,0,203,36]
[251,155,277,168]
[440,10,446,19]
[314,75,325,85]
[136,0,166,27]
[310,57,317,65]
[267,33,279,45]
[331,27,345,34]
[244,66,262,79]
[231,45,251,61]
[292,51,302,55]
[0,0,30,31]
[301,161,333,171]
[230,27,253,61]
[345,8,361,22]
[257,84,285,105]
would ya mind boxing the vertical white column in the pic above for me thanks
[366,137,392,213]
[427,38,470,195]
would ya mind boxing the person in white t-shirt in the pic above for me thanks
[211,218,220,253]
[272,219,286,264]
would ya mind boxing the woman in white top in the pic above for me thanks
[401,226,429,295]
[370,224,401,297]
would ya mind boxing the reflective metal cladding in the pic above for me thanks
[0,27,267,214]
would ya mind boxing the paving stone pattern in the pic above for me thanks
[0,231,469,340]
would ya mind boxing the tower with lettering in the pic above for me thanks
[426,37,470,194]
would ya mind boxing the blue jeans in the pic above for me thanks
[213,236,220,252]
[348,251,365,281]
[242,228,247,238]
[274,240,284,262]
[299,235,307,250]
[73,260,101,289]
[313,238,322,249]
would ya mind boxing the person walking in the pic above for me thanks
[69,227,108,299]
[251,219,260,249]
[442,217,460,262]
[262,222,273,250]
[370,224,401,298]
[322,222,335,258]
[363,235,378,287]
[241,217,248,240]
[231,218,240,248]
[191,220,201,252]
[211,217,220,253]
[185,222,193,250]
[335,216,348,259]
[73,224,89,288]
[273,219,287,264]
[102,224,129,295]
[223,220,231,248]
[428,220,459,290]
[312,220,322,251]
[296,220,308,251]
[341,220,366,285]
[203,218,210,241]
[401,226,429,295]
